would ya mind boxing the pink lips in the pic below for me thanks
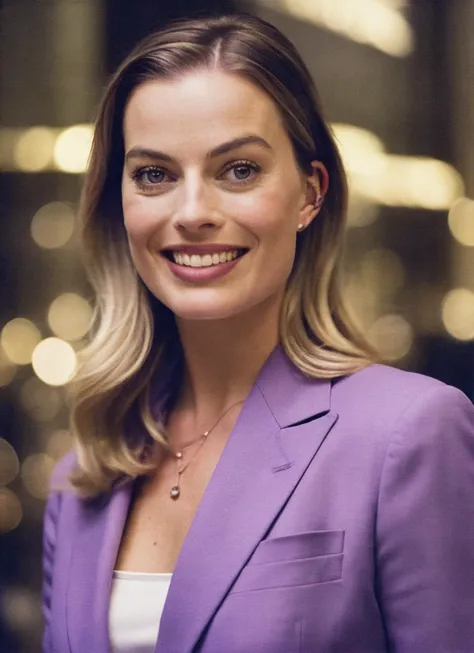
[164,252,245,283]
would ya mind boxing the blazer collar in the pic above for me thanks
[156,346,336,653]
[255,345,332,427]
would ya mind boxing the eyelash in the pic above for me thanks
[130,159,261,191]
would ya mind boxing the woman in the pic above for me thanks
[42,13,474,653]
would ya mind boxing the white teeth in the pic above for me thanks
[171,250,241,267]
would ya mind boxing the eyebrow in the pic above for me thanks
[124,135,273,164]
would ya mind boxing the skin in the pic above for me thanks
[117,69,329,573]
[122,69,328,420]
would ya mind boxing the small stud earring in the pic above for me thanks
[297,223,305,231]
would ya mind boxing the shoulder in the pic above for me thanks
[331,363,473,444]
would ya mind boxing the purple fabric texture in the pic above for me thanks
[42,347,474,652]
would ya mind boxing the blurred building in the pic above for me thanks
[1,1,473,650]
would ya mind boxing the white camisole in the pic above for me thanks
[109,570,172,653]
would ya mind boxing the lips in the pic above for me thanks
[161,245,248,282]
[161,246,248,269]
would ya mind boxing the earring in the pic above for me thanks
[297,223,305,231]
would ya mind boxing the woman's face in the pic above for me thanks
[121,69,327,322]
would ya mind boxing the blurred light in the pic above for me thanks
[1,318,42,365]
[360,248,405,296]
[367,314,413,360]
[442,288,474,341]
[21,453,55,500]
[20,377,61,422]
[13,126,56,171]
[48,293,92,341]
[448,197,474,246]
[333,124,463,211]
[0,128,21,168]
[333,124,385,174]
[53,124,93,173]
[0,439,20,485]
[0,348,17,387]
[1,587,42,633]
[31,337,77,386]
[347,192,380,227]
[31,201,75,249]
[375,156,464,209]
[0,487,23,533]
[46,429,74,460]
[275,0,414,57]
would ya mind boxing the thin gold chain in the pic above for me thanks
[169,398,245,500]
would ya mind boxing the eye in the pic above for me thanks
[220,160,260,184]
[131,165,172,189]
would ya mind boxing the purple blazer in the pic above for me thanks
[43,348,474,653]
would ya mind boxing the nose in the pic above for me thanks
[171,172,221,233]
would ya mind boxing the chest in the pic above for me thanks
[115,434,229,573]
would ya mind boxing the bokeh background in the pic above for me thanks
[1,0,473,651]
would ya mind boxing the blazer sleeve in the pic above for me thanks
[376,384,474,653]
[42,489,62,653]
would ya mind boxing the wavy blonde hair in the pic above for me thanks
[70,13,376,496]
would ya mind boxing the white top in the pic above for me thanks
[109,570,172,653]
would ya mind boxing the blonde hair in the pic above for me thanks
[70,13,375,496]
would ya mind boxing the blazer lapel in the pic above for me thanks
[66,479,133,653]
[156,347,338,653]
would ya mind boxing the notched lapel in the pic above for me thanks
[66,481,133,653]
[156,347,337,653]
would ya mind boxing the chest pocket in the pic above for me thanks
[229,529,344,594]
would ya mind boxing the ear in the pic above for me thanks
[298,161,329,230]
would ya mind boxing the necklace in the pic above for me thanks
[169,399,245,500]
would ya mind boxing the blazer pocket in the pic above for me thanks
[229,530,345,594]
[250,529,345,565]
[230,553,343,593]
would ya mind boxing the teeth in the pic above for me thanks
[171,250,241,267]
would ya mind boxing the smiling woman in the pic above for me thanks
[42,12,474,653]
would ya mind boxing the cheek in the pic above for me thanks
[122,194,159,244]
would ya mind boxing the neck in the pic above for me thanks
[174,296,280,419]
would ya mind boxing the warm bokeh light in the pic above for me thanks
[21,453,55,500]
[13,126,56,172]
[48,293,92,341]
[53,124,93,173]
[30,201,75,249]
[333,124,463,210]
[448,197,474,247]
[46,429,74,461]
[375,156,464,209]
[360,248,405,297]
[31,337,77,386]
[1,318,42,365]
[442,288,474,341]
[1,587,42,634]
[367,314,413,361]
[0,439,20,485]
[31,338,77,386]
[0,487,23,533]
[0,348,17,387]
[20,377,62,422]
[277,0,414,57]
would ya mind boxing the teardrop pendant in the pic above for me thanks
[170,486,180,500]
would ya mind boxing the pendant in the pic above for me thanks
[170,486,180,500]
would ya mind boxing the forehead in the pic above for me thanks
[122,69,288,152]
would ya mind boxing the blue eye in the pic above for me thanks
[132,166,169,188]
[221,160,260,184]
